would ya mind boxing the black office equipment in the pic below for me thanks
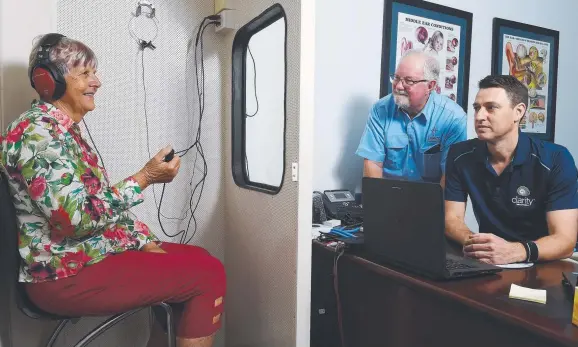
[312,191,328,224]
[424,143,441,154]
[163,148,175,162]
[362,177,501,280]
[321,189,363,225]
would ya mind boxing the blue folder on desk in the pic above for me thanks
[329,225,361,239]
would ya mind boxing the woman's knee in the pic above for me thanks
[170,250,226,295]
[207,255,226,284]
[198,255,226,294]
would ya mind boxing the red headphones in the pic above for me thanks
[29,33,67,101]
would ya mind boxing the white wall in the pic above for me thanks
[297,2,315,345]
[0,2,58,346]
[314,0,578,230]
[313,0,384,195]
[1,0,57,128]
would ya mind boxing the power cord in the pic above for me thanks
[129,3,188,241]
[244,45,259,180]
[82,119,108,178]
[81,8,221,245]
[137,14,220,244]
[333,243,347,347]
[178,17,219,244]
[246,45,259,118]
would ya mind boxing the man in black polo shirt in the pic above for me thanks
[445,75,578,265]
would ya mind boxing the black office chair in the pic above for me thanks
[0,171,177,347]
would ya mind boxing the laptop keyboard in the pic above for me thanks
[446,259,475,270]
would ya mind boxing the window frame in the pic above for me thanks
[231,3,287,195]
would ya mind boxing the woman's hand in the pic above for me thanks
[142,242,167,254]
[133,146,181,190]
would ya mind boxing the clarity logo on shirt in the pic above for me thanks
[517,186,530,196]
[512,186,534,207]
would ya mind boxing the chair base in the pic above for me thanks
[45,320,68,347]
[43,304,176,347]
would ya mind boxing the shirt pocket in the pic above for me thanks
[418,143,442,181]
[384,134,408,170]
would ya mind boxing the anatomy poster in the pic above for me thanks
[502,34,550,134]
[492,18,559,142]
[396,12,461,102]
[381,0,472,109]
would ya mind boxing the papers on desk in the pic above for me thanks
[311,225,332,239]
[509,284,547,304]
[496,262,534,269]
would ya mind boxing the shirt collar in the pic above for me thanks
[473,131,532,167]
[512,131,532,166]
[419,92,435,121]
[396,92,434,122]
[473,140,488,163]
[32,99,76,131]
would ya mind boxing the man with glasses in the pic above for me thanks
[356,50,466,184]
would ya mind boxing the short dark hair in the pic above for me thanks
[478,75,528,109]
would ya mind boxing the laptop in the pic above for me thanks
[362,177,501,280]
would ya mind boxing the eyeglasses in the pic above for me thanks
[389,74,428,87]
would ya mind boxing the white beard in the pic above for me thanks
[393,93,410,110]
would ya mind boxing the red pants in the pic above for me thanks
[25,242,226,338]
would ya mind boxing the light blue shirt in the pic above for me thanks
[356,92,467,182]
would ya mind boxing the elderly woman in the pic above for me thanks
[0,33,225,347]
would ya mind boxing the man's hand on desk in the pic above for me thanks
[463,233,526,265]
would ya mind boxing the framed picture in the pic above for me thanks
[380,0,473,110]
[492,18,559,142]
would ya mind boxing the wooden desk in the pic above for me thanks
[310,241,578,347]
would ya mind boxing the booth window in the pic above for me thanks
[231,3,287,194]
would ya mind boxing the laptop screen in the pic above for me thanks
[362,177,447,275]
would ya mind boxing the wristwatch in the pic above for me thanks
[522,241,539,262]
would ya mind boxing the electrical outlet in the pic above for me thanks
[214,9,234,34]
[214,0,234,34]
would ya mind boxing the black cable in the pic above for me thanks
[176,20,211,243]
[141,45,188,219]
[181,20,214,244]
[333,246,347,347]
[141,51,152,160]
[81,15,218,244]
[130,10,187,237]
[82,119,108,174]
[149,17,217,243]
[244,45,259,181]
[138,30,187,241]
[172,19,214,243]
[174,19,216,158]
[246,45,259,117]
[173,18,208,159]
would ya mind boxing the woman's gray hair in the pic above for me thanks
[28,35,98,77]
[401,50,440,82]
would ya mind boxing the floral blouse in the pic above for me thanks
[0,100,158,283]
